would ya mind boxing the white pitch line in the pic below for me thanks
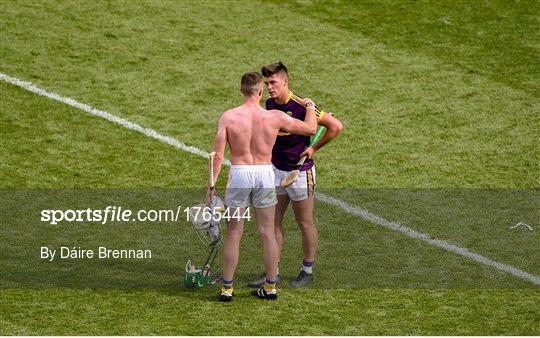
[2,72,539,286]
[316,193,540,285]
[0,72,229,166]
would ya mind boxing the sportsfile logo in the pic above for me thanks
[40,206,184,225]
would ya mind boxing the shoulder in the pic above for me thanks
[290,92,325,122]
[289,92,305,106]
[268,109,292,121]
[220,108,239,123]
[267,108,285,115]
[288,93,309,112]
[262,108,279,117]
[221,108,235,118]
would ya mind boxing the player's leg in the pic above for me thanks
[290,195,317,288]
[250,168,279,300]
[247,168,289,288]
[255,206,279,281]
[289,166,317,288]
[251,205,279,300]
[274,168,291,279]
[291,195,317,262]
[274,194,290,261]
[246,193,290,288]
[220,209,245,301]
[222,211,245,281]
[221,167,250,301]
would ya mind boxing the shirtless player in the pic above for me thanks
[207,72,317,301]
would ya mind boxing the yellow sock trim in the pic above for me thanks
[264,283,276,291]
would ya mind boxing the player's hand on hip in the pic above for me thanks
[301,146,316,159]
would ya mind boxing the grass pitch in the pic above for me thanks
[1,0,539,335]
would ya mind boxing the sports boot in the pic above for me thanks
[290,270,313,288]
[219,287,233,302]
[251,286,278,300]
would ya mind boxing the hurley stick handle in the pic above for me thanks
[293,126,326,169]
[311,125,326,147]
[208,151,216,190]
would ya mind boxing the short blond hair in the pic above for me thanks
[240,72,263,96]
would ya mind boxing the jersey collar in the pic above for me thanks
[283,91,293,104]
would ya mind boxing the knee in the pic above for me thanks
[296,219,316,232]
[258,226,275,242]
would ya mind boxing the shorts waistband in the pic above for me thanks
[230,164,273,171]
[273,164,316,172]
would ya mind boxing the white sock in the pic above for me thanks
[301,261,313,274]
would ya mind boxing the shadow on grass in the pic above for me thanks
[1,189,538,289]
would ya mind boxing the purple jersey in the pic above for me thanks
[267,91,325,171]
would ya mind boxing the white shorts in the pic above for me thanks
[274,165,316,201]
[225,165,278,209]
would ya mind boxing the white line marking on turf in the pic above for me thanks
[316,193,540,285]
[2,72,539,286]
[0,73,230,165]
[510,221,533,231]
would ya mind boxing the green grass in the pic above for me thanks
[1,0,538,188]
[1,82,208,188]
[1,0,539,335]
[1,289,539,335]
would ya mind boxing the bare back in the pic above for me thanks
[211,99,315,170]
[221,104,282,165]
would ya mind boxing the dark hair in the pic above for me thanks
[261,61,288,77]
[240,72,263,96]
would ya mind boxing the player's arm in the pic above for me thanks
[276,99,317,136]
[301,111,343,159]
[207,115,227,200]
[312,112,343,151]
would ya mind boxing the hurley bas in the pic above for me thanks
[41,246,152,261]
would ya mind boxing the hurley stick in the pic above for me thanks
[280,125,326,187]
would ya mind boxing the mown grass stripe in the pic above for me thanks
[317,192,540,286]
[0,72,227,164]
[2,71,538,286]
